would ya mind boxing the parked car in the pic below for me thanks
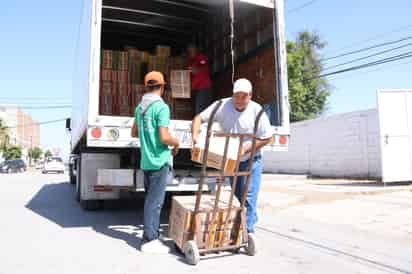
[42,157,65,174]
[0,159,27,173]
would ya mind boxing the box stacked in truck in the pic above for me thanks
[171,70,191,98]
[100,46,194,118]
[118,81,131,116]
[148,56,169,78]
[155,45,171,57]
[131,84,145,115]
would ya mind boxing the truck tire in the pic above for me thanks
[75,157,81,202]
[68,162,74,184]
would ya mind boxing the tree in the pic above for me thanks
[287,31,330,122]
[3,145,22,160]
[44,150,53,160]
[0,118,9,152]
[28,147,43,165]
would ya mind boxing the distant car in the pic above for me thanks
[0,159,27,173]
[42,157,65,174]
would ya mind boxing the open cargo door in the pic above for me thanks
[377,90,412,183]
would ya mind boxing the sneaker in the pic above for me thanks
[140,239,170,254]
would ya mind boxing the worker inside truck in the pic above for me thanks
[192,78,274,235]
[186,44,213,116]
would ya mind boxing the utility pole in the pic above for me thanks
[29,135,33,167]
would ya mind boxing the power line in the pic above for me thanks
[5,118,68,129]
[323,42,412,71]
[332,57,412,81]
[0,105,72,110]
[20,106,72,110]
[304,50,412,81]
[287,0,318,13]
[326,23,412,54]
[321,35,412,61]
[0,97,71,100]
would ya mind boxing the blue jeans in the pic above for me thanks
[143,164,170,241]
[232,155,262,233]
[192,89,212,115]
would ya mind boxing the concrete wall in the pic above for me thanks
[263,109,382,178]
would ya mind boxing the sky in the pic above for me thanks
[0,0,411,157]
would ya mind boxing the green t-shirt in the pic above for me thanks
[135,101,171,171]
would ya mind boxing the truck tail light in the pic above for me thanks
[279,135,288,145]
[91,127,102,139]
[94,185,112,192]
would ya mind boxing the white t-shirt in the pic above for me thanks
[199,98,273,161]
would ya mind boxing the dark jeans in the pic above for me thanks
[143,164,170,241]
[232,155,262,233]
[192,89,212,116]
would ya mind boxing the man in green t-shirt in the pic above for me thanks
[131,71,179,253]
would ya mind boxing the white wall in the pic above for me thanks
[263,109,382,178]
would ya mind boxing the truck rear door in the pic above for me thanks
[377,89,412,183]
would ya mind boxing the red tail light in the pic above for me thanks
[279,135,287,145]
[91,127,102,139]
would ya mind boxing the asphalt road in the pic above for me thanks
[1,171,411,274]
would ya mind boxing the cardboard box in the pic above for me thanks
[156,45,171,57]
[129,57,143,84]
[168,193,243,250]
[101,69,113,81]
[102,50,113,69]
[131,84,145,110]
[170,56,185,70]
[148,56,169,76]
[116,70,129,83]
[170,70,191,98]
[191,133,240,174]
[100,81,113,95]
[117,51,128,71]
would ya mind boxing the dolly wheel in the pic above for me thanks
[183,240,200,265]
[246,233,257,256]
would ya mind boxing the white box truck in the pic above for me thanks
[67,0,290,209]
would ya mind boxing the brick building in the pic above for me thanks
[0,106,40,149]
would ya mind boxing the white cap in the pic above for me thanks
[233,78,252,94]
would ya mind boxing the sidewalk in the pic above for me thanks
[258,174,412,212]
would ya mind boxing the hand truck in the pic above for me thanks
[182,100,265,265]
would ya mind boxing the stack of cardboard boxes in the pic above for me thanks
[168,192,244,250]
[99,46,193,119]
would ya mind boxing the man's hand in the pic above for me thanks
[172,145,179,156]
[240,145,251,157]
[192,136,198,147]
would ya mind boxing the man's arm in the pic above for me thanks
[131,121,138,138]
[191,115,202,146]
[158,127,179,147]
[242,137,273,155]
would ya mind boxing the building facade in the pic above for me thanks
[0,106,40,149]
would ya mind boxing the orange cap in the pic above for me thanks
[144,71,166,87]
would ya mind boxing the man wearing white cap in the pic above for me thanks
[191,78,273,236]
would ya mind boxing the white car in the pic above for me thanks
[42,157,65,174]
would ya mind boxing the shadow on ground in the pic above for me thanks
[25,182,181,255]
